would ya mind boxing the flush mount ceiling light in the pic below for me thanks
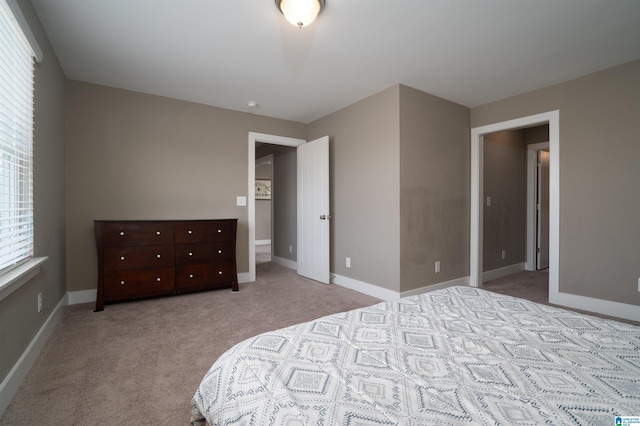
[276,0,325,29]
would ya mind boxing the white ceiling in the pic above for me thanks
[30,0,640,124]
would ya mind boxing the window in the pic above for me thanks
[0,0,37,273]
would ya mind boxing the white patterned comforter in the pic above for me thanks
[191,286,640,425]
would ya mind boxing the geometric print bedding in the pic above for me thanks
[191,286,640,425]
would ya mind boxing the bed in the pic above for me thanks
[191,286,640,425]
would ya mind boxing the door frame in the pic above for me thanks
[470,110,560,303]
[526,142,549,271]
[247,132,305,282]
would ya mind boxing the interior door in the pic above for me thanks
[297,136,330,283]
[536,150,550,269]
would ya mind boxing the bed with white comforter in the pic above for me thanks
[191,286,640,425]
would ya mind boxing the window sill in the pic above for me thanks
[0,257,49,303]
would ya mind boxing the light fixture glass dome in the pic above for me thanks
[276,0,325,28]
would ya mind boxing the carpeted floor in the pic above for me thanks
[0,261,381,425]
[2,262,637,424]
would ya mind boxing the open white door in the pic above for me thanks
[297,136,330,283]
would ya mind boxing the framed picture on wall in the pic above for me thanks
[255,179,271,200]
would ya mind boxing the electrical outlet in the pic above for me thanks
[289,245,293,254]
[435,261,440,273]
[501,250,506,260]
[346,257,351,268]
[37,292,42,313]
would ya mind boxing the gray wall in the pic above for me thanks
[483,130,527,271]
[0,0,66,386]
[308,86,401,291]
[399,85,470,292]
[65,81,306,293]
[472,59,640,306]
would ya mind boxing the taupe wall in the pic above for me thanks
[471,59,640,305]
[399,85,470,292]
[483,130,527,271]
[308,86,401,291]
[0,0,66,385]
[65,81,306,293]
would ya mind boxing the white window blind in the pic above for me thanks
[0,0,35,272]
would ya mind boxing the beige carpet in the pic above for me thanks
[0,261,381,425]
[2,264,637,424]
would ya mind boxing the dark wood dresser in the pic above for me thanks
[94,219,238,311]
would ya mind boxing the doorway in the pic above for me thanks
[247,133,305,283]
[470,110,560,304]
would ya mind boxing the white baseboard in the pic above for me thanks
[331,273,399,301]
[483,262,526,282]
[272,255,296,270]
[400,276,470,298]
[255,239,271,246]
[0,294,66,417]
[557,291,640,323]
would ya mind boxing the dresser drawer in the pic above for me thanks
[102,222,174,246]
[174,221,235,243]
[104,267,175,300]
[103,245,174,271]
[175,263,235,290]
[174,242,234,265]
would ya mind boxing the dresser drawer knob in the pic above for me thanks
[120,280,125,285]
[156,231,161,235]
[218,250,222,254]
[156,277,161,282]
[218,271,223,275]
[189,274,194,278]
[188,230,193,234]
[188,252,193,256]
[119,231,125,236]
[120,256,125,261]
[217,229,222,233]
[156,254,161,259]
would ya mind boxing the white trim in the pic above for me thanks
[400,276,470,298]
[482,262,526,282]
[526,142,549,271]
[470,111,560,306]
[331,273,399,301]
[67,289,96,305]
[238,272,252,284]
[248,132,305,283]
[557,292,640,323]
[0,257,48,303]
[255,239,271,246]
[272,255,297,270]
[0,292,65,417]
